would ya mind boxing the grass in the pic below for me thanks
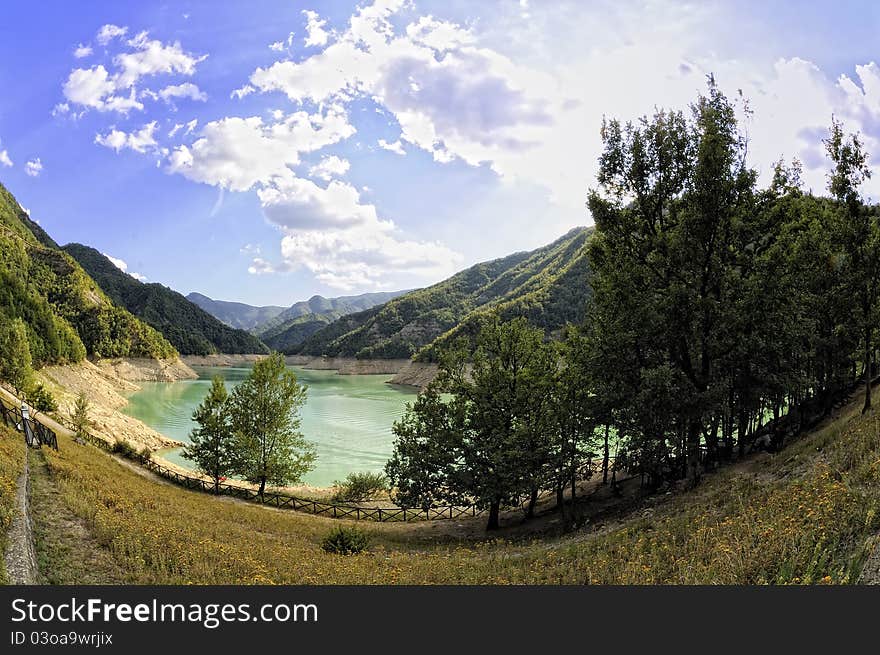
[0,426,26,585]
[30,403,880,584]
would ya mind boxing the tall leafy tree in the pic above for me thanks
[824,117,878,413]
[184,376,235,494]
[229,353,315,498]
[0,317,34,397]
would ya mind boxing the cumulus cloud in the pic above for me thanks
[0,139,12,167]
[378,138,405,155]
[103,252,146,280]
[73,43,93,58]
[166,108,355,191]
[96,24,128,46]
[269,32,295,52]
[303,10,330,48]
[95,122,159,153]
[231,84,255,100]
[61,29,205,115]
[308,155,351,181]
[25,158,42,177]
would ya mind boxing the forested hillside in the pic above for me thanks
[294,228,592,359]
[255,291,409,353]
[64,245,268,356]
[0,182,175,368]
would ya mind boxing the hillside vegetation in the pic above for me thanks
[0,182,175,367]
[253,291,406,353]
[64,245,268,356]
[24,390,880,584]
[295,228,592,360]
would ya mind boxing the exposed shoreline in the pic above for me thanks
[181,353,439,388]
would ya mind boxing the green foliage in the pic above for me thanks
[183,376,235,493]
[320,526,370,555]
[64,244,268,356]
[69,392,92,439]
[295,228,592,360]
[331,471,389,503]
[387,315,557,529]
[0,317,34,395]
[0,182,175,365]
[28,384,57,413]
[228,353,316,494]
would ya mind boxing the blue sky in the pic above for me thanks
[2,1,880,306]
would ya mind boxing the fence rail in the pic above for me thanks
[0,397,58,450]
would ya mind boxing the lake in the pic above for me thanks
[121,365,419,487]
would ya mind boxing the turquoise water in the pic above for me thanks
[121,366,418,487]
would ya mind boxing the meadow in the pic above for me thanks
[19,397,880,585]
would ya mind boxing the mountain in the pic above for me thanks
[294,227,593,360]
[0,182,176,366]
[185,293,286,332]
[255,291,410,353]
[63,245,268,356]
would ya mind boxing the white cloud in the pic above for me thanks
[157,82,207,104]
[166,108,355,191]
[303,10,330,48]
[168,123,183,138]
[25,158,42,177]
[114,31,207,89]
[95,122,158,153]
[256,177,461,290]
[0,150,11,167]
[184,118,198,135]
[378,138,405,155]
[231,84,255,100]
[103,253,129,271]
[269,32,295,52]
[309,155,351,181]
[96,24,128,46]
[73,43,93,58]
[130,272,147,281]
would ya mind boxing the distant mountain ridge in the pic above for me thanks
[64,244,268,356]
[185,293,286,332]
[294,227,594,361]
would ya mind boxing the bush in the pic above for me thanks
[321,526,370,555]
[28,384,57,413]
[111,440,149,463]
[331,471,388,503]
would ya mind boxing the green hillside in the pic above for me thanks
[0,182,175,366]
[255,291,410,353]
[63,245,269,356]
[185,293,286,332]
[294,227,592,360]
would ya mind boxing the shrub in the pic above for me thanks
[331,471,388,503]
[321,526,370,555]
[111,440,145,462]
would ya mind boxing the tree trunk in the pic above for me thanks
[486,499,501,531]
[526,488,538,519]
[863,324,873,414]
[686,420,702,484]
[214,477,220,495]
[602,424,610,484]
[258,475,266,500]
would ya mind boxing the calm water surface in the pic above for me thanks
[122,366,418,487]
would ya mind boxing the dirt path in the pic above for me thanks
[3,449,38,584]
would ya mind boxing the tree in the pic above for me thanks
[228,353,315,498]
[824,117,878,413]
[183,376,235,494]
[387,315,554,530]
[69,392,92,440]
[0,317,34,397]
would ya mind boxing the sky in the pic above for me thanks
[2,1,880,306]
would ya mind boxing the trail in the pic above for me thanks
[3,448,38,584]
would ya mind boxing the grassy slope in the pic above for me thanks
[0,426,25,585]
[64,244,268,356]
[296,227,592,360]
[30,399,880,584]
